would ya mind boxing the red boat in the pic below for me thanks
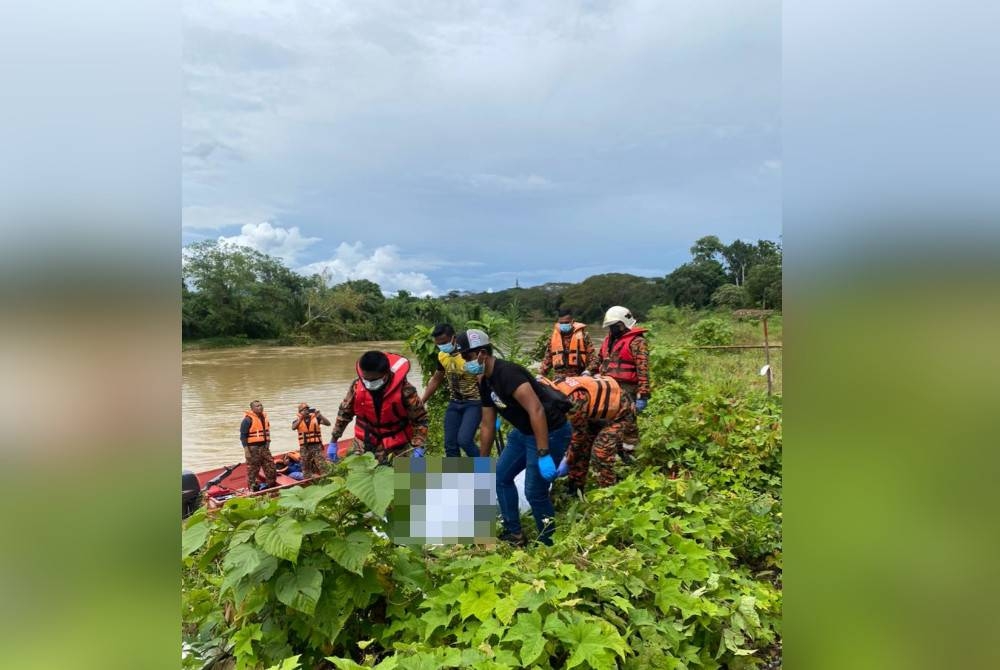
[182,438,354,516]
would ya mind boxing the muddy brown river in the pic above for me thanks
[182,340,425,471]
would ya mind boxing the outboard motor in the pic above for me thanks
[182,470,202,518]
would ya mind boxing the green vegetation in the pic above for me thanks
[183,308,782,669]
[182,235,781,345]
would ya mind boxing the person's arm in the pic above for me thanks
[240,417,251,447]
[402,382,429,448]
[511,382,549,455]
[330,385,357,441]
[633,337,650,398]
[567,390,589,435]
[582,331,596,371]
[419,370,446,405]
[292,412,303,429]
[478,406,497,456]
[585,338,602,375]
[539,340,553,377]
[316,410,331,426]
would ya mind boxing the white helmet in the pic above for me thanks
[602,305,636,329]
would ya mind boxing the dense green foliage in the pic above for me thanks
[690,318,735,347]
[182,236,780,345]
[183,308,782,669]
[663,237,782,310]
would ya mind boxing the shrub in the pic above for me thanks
[690,317,734,346]
[711,284,748,309]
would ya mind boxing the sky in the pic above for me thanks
[182,0,780,296]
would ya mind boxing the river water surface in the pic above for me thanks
[182,340,423,470]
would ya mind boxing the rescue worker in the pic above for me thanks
[586,306,650,459]
[539,307,595,379]
[456,328,572,547]
[291,402,331,478]
[329,350,429,465]
[419,323,482,457]
[239,399,277,490]
[538,375,635,490]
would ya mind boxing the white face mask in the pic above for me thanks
[361,376,386,391]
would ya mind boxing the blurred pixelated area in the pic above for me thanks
[390,457,497,545]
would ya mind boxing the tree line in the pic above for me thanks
[182,234,781,343]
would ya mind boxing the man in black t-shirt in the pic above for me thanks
[455,328,572,546]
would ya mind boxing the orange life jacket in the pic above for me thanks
[296,415,323,447]
[539,375,625,420]
[353,353,413,451]
[598,328,647,384]
[549,322,589,370]
[244,411,270,444]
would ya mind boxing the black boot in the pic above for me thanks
[497,528,527,547]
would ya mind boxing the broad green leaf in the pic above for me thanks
[264,654,301,670]
[255,517,304,563]
[299,519,330,535]
[275,565,323,615]
[561,619,627,670]
[392,547,430,592]
[326,657,365,670]
[230,622,262,658]
[230,519,261,546]
[346,464,395,515]
[184,506,207,528]
[220,543,279,593]
[737,595,761,629]
[324,531,373,576]
[278,482,342,514]
[505,610,545,666]
[458,588,497,622]
[182,521,209,558]
[494,595,519,625]
[421,609,454,641]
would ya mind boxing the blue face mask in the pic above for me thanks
[558,323,573,334]
[464,357,485,375]
[437,342,455,354]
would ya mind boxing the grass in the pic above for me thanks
[644,307,783,397]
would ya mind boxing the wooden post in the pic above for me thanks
[763,316,772,396]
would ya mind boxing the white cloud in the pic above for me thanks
[218,221,320,265]
[761,159,781,171]
[298,242,438,297]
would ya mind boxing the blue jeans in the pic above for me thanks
[444,399,482,457]
[496,421,572,545]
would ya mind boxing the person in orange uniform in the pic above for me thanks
[239,399,277,490]
[586,306,650,459]
[329,351,429,465]
[291,402,331,478]
[539,307,595,379]
[538,375,635,490]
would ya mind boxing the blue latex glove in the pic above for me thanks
[326,444,339,462]
[555,456,570,478]
[537,454,557,481]
[411,447,425,458]
[635,398,648,413]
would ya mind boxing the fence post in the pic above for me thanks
[763,316,773,396]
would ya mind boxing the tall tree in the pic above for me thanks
[721,239,756,287]
[662,260,728,308]
[690,235,725,263]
